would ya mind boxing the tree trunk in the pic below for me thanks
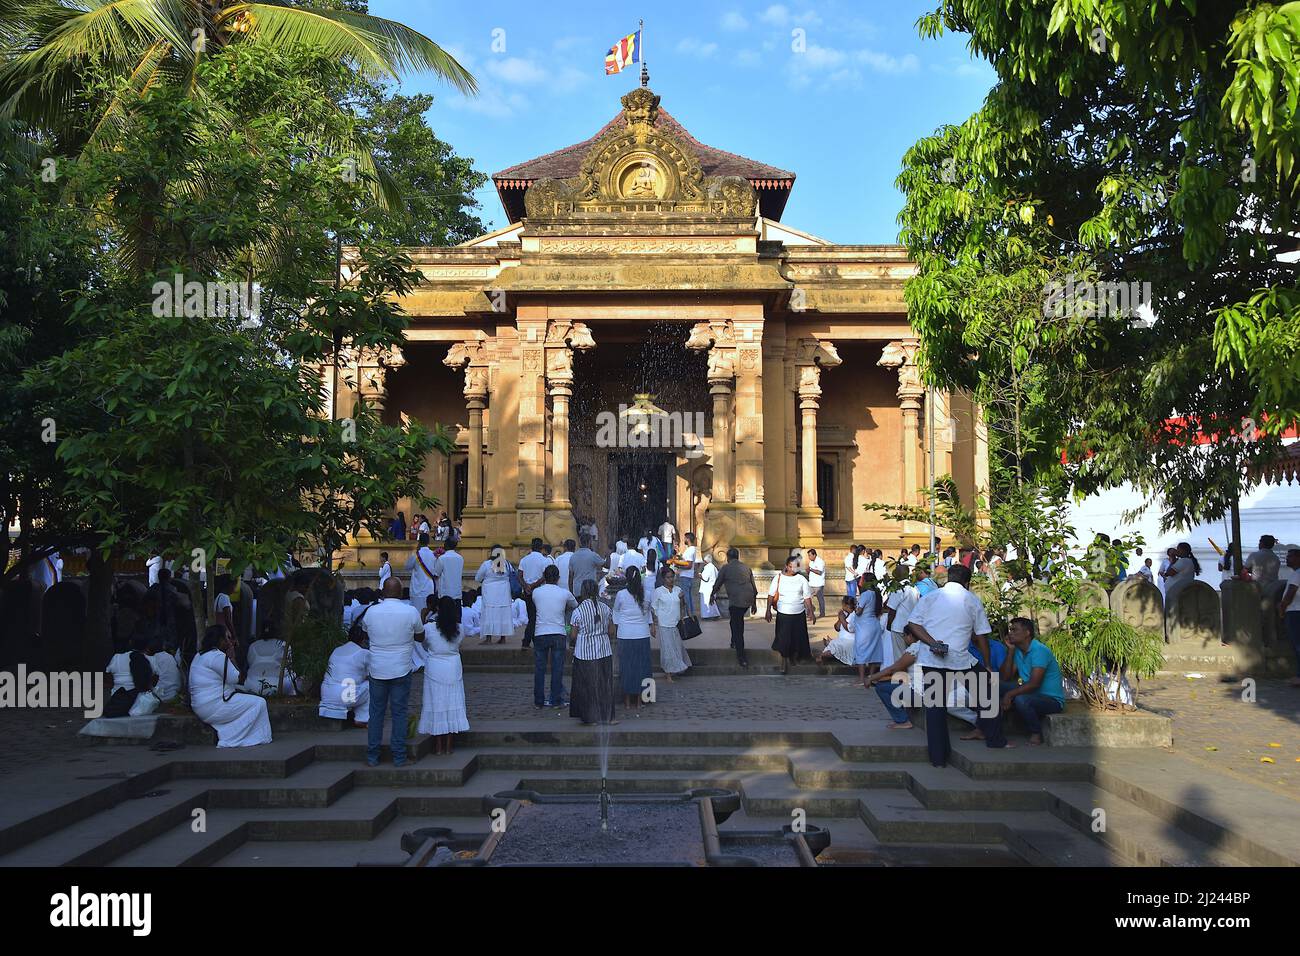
[84,549,114,670]
[186,575,208,660]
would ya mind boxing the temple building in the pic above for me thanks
[340,87,988,569]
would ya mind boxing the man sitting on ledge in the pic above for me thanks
[966,617,1064,747]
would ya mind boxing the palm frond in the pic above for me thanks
[225,3,475,92]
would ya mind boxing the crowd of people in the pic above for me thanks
[89,520,1300,759]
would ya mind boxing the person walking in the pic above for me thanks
[675,532,701,617]
[767,554,815,674]
[806,548,827,618]
[652,566,692,681]
[714,548,757,667]
[360,577,423,767]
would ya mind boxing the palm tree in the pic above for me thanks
[0,0,475,148]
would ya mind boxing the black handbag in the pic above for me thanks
[679,615,703,641]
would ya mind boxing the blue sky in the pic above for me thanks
[371,1,996,243]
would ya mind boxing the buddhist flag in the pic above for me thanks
[605,30,641,75]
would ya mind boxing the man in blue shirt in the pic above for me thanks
[998,617,1065,745]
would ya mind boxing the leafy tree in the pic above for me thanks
[353,82,488,245]
[0,0,474,157]
[901,0,1296,532]
[22,44,452,645]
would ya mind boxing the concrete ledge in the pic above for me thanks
[1042,703,1172,748]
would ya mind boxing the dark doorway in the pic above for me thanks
[609,452,670,542]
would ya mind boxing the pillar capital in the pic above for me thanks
[878,338,925,402]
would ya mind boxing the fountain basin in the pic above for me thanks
[400,787,824,866]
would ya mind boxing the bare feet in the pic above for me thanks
[353,722,368,729]
[960,730,985,741]
[1028,734,1044,746]
[888,721,913,730]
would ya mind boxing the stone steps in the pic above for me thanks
[0,727,1284,867]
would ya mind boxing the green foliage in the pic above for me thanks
[20,43,448,577]
[1042,608,1165,711]
[285,610,345,696]
[902,0,1298,531]
[352,82,489,244]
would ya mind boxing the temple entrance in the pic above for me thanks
[609,452,672,543]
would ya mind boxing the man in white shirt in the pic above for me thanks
[1245,535,1281,588]
[438,539,465,601]
[904,563,1002,766]
[844,546,860,599]
[378,551,392,589]
[805,548,826,617]
[677,532,701,616]
[556,538,575,591]
[360,578,422,766]
[518,538,553,649]
[530,564,577,707]
[404,533,439,612]
[659,519,676,554]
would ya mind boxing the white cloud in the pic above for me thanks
[855,49,919,74]
[677,37,720,58]
[486,56,549,86]
[760,5,823,27]
[444,86,529,119]
[761,4,790,25]
[721,11,749,31]
[736,49,762,66]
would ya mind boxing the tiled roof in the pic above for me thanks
[493,106,795,221]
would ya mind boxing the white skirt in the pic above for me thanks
[479,602,514,637]
[192,692,273,748]
[418,657,469,735]
[657,624,692,674]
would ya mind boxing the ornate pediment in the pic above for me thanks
[524,88,757,219]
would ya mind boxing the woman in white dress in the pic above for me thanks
[698,555,720,619]
[189,626,272,748]
[418,596,469,754]
[244,637,298,696]
[817,596,858,666]
[318,631,370,724]
[474,545,515,644]
[651,567,692,680]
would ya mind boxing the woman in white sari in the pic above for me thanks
[474,545,515,644]
[698,554,720,619]
[418,597,469,754]
[651,567,692,679]
[189,626,272,748]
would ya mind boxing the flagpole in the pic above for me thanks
[640,18,649,88]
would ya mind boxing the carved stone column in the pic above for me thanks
[686,320,738,556]
[793,339,841,544]
[355,345,405,415]
[543,320,595,542]
[443,340,490,508]
[879,339,925,509]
